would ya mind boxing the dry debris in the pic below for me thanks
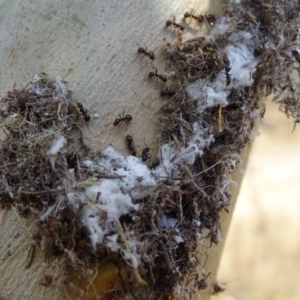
[1,0,300,299]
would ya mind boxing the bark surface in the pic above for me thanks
[0,1,248,299]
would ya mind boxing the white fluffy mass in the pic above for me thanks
[47,136,66,155]
[42,146,158,267]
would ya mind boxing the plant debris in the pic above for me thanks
[1,0,300,299]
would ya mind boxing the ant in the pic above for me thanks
[77,102,91,122]
[66,153,81,169]
[203,14,216,25]
[125,135,137,156]
[166,18,184,31]
[197,272,211,290]
[184,10,204,23]
[113,112,132,127]
[160,88,176,98]
[149,68,168,83]
[224,65,231,86]
[292,50,300,64]
[184,10,216,25]
[141,146,151,162]
[137,46,155,60]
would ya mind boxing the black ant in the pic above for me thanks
[149,68,168,83]
[225,65,231,86]
[166,18,184,31]
[203,14,216,25]
[184,10,204,23]
[113,113,132,127]
[137,46,155,60]
[197,272,211,290]
[66,153,81,169]
[141,146,151,162]
[125,135,137,156]
[66,152,81,179]
[77,102,91,122]
[184,10,216,25]
[292,50,300,64]
[160,88,176,98]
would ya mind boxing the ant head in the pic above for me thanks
[142,138,152,151]
[184,9,195,19]
[149,63,157,77]
[124,115,132,121]
[225,65,231,72]
[149,71,155,77]
[138,43,149,52]
[166,20,172,27]
[126,135,133,142]
[160,88,168,97]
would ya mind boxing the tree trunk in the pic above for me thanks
[0,0,255,299]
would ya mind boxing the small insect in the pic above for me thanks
[141,146,151,162]
[113,113,132,127]
[197,272,211,290]
[292,50,300,64]
[203,14,216,25]
[166,18,184,31]
[212,280,226,295]
[184,10,216,25]
[184,10,205,23]
[66,153,80,170]
[137,46,155,60]
[160,88,176,98]
[149,68,168,82]
[225,65,231,86]
[77,102,91,122]
[125,135,137,156]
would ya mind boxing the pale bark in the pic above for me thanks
[0,1,250,299]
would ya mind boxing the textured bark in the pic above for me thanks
[0,1,249,299]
